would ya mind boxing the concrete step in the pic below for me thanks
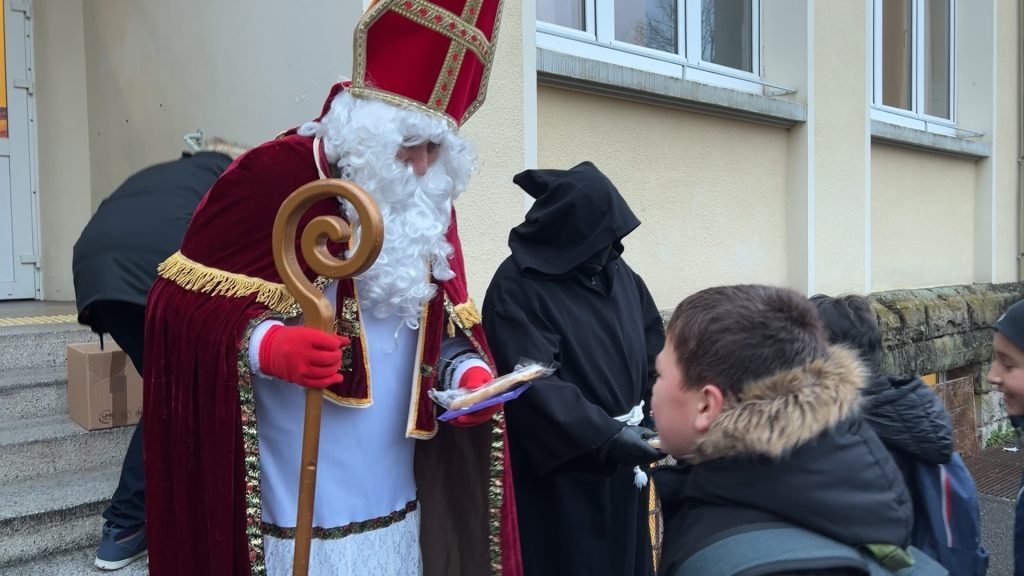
[0,366,68,422]
[0,546,148,575]
[0,323,96,372]
[0,467,121,567]
[0,544,148,576]
[0,415,133,485]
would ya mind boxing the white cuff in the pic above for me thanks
[455,358,491,389]
[248,320,285,378]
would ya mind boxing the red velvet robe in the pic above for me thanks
[142,84,521,576]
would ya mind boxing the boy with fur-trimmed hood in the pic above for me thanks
[650,285,918,576]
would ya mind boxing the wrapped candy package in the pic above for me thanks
[431,359,555,421]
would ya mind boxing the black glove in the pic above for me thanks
[598,425,662,468]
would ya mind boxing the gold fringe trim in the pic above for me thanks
[452,298,482,330]
[157,251,296,314]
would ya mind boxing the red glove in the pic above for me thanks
[451,366,502,427]
[258,325,349,389]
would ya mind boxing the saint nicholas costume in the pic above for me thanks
[142,2,521,575]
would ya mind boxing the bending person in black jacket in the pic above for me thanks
[72,137,246,570]
[810,294,954,481]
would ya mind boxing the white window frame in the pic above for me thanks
[537,0,763,93]
[871,0,957,136]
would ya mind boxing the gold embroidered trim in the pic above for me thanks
[233,277,339,570]
[462,0,505,123]
[324,388,373,407]
[325,285,373,408]
[238,310,285,575]
[394,0,491,65]
[425,0,483,115]
[347,86,458,128]
[404,0,489,116]
[354,282,373,392]
[407,298,436,439]
[429,44,466,117]
[488,414,506,575]
[261,500,417,540]
[337,297,360,372]
[157,251,296,314]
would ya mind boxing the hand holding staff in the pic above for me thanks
[271,179,383,576]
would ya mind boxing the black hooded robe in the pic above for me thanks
[483,162,665,576]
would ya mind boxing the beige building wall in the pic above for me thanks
[458,0,534,302]
[992,0,1021,284]
[34,0,93,300]
[536,87,790,309]
[79,0,363,211]
[809,0,870,296]
[871,145,976,291]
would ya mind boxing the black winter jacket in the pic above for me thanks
[72,151,232,332]
[861,375,954,481]
[653,348,912,576]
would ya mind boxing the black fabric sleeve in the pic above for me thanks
[634,272,665,427]
[899,381,953,464]
[863,379,953,465]
[485,298,623,477]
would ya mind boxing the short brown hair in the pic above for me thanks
[666,285,828,397]
[809,294,883,377]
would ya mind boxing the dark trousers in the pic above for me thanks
[90,300,146,530]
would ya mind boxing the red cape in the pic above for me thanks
[143,86,521,576]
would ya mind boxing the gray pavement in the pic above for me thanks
[981,494,1016,575]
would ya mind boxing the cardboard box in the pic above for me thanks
[67,342,143,430]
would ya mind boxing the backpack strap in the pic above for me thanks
[677,522,871,576]
[676,522,949,576]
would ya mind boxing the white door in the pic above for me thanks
[0,0,36,300]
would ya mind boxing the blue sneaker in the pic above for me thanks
[95,522,147,570]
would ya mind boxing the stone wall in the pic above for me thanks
[869,282,1024,445]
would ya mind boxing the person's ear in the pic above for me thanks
[694,384,724,433]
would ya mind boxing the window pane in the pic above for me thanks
[924,0,951,118]
[701,0,753,73]
[614,0,677,54]
[0,2,7,139]
[881,0,913,110]
[538,0,585,31]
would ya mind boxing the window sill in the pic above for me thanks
[870,120,990,159]
[536,48,806,128]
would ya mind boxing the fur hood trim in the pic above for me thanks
[692,346,866,463]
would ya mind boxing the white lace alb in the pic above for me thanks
[263,507,422,576]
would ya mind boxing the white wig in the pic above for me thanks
[298,90,477,328]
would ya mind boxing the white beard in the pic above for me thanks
[344,156,457,327]
[300,90,475,328]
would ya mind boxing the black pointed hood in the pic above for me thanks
[508,161,640,277]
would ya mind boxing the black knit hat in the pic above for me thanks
[993,299,1024,352]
